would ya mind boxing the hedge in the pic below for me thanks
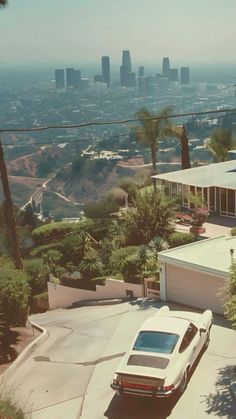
[231,227,236,236]
[32,222,80,244]
[0,268,30,326]
[0,398,26,419]
[30,242,62,257]
[168,232,196,248]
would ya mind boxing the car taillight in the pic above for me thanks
[122,381,156,391]
[113,378,121,385]
[163,384,174,391]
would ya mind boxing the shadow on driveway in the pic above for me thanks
[104,346,206,419]
[201,364,236,419]
[104,393,180,419]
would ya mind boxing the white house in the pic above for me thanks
[153,160,236,218]
[158,235,236,314]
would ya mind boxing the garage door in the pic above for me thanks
[166,264,225,314]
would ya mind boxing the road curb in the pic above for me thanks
[1,319,49,380]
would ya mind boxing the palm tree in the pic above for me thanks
[0,0,8,7]
[134,106,172,187]
[122,188,176,245]
[171,125,191,169]
[207,128,233,162]
[78,250,103,280]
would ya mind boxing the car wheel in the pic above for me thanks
[179,369,188,394]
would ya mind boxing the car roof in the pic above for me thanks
[139,316,190,337]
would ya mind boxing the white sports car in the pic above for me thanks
[111,305,213,398]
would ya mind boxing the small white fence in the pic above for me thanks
[48,278,143,310]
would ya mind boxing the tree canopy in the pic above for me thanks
[207,128,233,162]
[121,188,177,245]
[225,262,236,329]
[134,107,172,173]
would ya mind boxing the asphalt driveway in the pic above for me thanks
[1,301,236,419]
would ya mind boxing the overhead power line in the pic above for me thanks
[0,107,236,134]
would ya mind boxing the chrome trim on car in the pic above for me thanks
[110,382,175,397]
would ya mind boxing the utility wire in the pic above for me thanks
[0,107,236,134]
[2,110,236,147]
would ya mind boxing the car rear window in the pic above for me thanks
[133,331,179,354]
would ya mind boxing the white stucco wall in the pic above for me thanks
[160,262,226,314]
[48,278,143,310]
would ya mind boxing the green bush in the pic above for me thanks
[84,198,119,219]
[32,222,80,244]
[107,246,138,277]
[32,291,49,313]
[168,232,196,248]
[0,267,30,326]
[0,397,26,419]
[30,242,62,257]
[24,258,47,298]
[231,227,236,236]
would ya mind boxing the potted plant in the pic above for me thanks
[190,207,208,234]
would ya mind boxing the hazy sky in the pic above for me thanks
[0,0,235,67]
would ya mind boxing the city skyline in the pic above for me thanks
[0,0,235,66]
[55,52,190,91]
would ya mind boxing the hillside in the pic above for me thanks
[6,145,66,178]
[0,176,45,207]
[48,158,145,202]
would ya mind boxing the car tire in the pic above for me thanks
[178,369,188,394]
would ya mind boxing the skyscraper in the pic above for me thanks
[73,69,81,88]
[180,67,190,84]
[122,50,132,73]
[66,68,75,88]
[169,68,179,82]
[162,57,170,78]
[55,69,65,89]
[139,66,144,77]
[120,50,135,87]
[101,56,110,87]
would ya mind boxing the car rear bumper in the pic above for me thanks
[110,382,175,398]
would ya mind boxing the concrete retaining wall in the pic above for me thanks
[48,279,143,310]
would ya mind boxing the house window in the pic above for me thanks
[171,182,177,197]
[164,181,170,195]
[182,185,189,208]
[220,188,236,216]
[228,189,235,216]
[203,188,208,205]
[209,187,216,211]
[220,188,227,214]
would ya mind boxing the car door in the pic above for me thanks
[179,323,202,366]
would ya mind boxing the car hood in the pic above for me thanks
[115,350,172,380]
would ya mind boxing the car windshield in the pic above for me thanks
[133,331,179,354]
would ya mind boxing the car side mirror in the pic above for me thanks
[199,327,206,334]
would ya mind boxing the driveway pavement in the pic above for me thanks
[1,302,236,419]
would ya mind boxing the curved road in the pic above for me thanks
[1,302,236,419]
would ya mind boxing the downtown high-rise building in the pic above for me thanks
[139,66,144,77]
[162,57,170,78]
[55,69,65,89]
[73,69,81,88]
[120,50,136,87]
[66,68,75,88]
[169,68,179,82]
[180,67,190,84]
[101,56,110,87]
